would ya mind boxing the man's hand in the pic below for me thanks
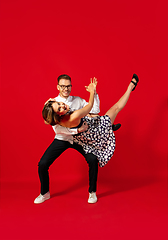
[92,77,98,90]
[44,98,56,105]
[77,121,88,133]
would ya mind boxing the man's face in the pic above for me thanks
[57,79,72,98]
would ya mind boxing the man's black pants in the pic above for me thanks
[38,139,98,195]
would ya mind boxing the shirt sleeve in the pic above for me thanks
[82,94,100,114]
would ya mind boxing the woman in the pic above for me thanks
[42,74,139,167]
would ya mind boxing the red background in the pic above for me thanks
[0,0,167,240]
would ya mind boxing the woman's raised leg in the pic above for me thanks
[105,75,139,125]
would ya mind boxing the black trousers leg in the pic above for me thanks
[38,139,70,195]
[38,139,98,195]
[70,142,98,193]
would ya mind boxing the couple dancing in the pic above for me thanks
[34,74,139,204]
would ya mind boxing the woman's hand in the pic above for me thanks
[85,77,98,93]
[85,83,95,93]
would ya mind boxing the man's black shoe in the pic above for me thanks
[112,123,121,131]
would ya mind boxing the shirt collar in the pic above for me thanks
[56,94,72,103]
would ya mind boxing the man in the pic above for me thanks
[34,74,120,204]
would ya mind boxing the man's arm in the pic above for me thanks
[53,125,77,136]
[52,121,88,135]
[82,93,100,114]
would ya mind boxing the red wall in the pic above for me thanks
[0,0,167,182]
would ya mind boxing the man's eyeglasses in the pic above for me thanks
[58,85,72,90]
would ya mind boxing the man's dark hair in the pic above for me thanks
[57,74,71,83]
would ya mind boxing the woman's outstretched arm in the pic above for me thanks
[61,81,96,128]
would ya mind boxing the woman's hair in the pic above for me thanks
[42,101,61,126]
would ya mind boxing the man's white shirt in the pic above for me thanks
[52,94,100,144]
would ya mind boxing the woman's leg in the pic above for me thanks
[105,77,137,125]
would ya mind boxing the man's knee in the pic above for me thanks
[38,156,49,170]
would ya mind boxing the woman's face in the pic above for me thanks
[52,102,70,115]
